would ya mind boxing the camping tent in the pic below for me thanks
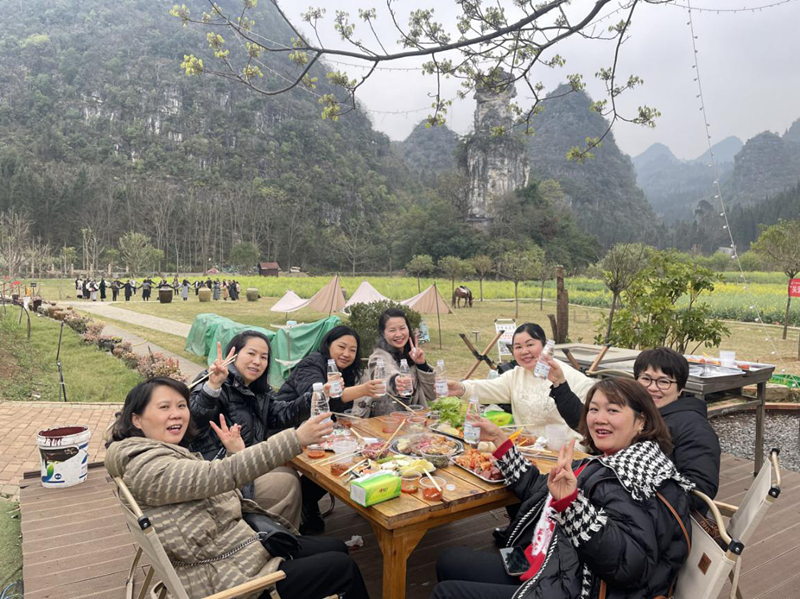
[401,284,452,315]
[268,275,347,315]
[343,280,389,311]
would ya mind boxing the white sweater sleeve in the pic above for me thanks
[461,369,516,405]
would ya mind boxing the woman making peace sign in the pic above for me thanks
[431,378,693,599]
[357,308,436,417]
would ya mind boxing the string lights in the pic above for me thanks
[685,0,789,371]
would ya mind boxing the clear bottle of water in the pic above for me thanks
[326,359,343,398]
[374,357,387,395]
[311,381,331,430]
[463,395,481,445]
[398,359,413,397]
[434,359,448,398]
[533,340,556,379]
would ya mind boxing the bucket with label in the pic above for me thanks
[37,425,92,488]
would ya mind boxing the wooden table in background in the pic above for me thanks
[291,418,577,599]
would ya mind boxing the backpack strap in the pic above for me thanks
[656,491,691,599]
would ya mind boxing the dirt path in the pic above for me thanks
[57,301,192,337]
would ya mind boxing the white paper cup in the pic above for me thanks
[719,350,736,368]
[545,424,568,452]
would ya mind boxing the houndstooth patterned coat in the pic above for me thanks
[106,429,302,599]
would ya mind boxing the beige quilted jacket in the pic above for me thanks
[105,429,302,599]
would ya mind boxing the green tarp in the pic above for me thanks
[185,313,341,388]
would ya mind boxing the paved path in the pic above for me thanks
[0,401,120,499]
[57,301,192,337]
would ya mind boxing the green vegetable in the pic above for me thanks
[430,396,466,428]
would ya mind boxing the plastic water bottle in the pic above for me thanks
[311,381,331,428]
[463,395,481,445]
[534,340,556,379]
[374,357,387,395]
[398,359,413,397]
[434,359,448,398]
[327,359,343,398]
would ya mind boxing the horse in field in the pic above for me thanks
[452,285,473,308]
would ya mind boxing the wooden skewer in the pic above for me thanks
[339,458,369,478]
[388,393,414,412]
[423,469,442,492]
[379,419,406,456]
[330,411,369,421]
[188,354,238,389]
[316,450,360,466]
[348,427,366,441]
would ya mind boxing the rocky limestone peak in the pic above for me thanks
[473,69,517,135]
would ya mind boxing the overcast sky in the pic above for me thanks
[284,0,800,160]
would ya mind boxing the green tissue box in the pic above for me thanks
[350,473,401,507]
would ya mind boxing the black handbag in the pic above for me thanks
[242,512,301,559]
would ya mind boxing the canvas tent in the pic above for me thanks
[268,275,347,315]
[401,284,453,315]
[343,280,389,311]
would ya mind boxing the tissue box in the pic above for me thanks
[485,411,513,426]
[350,473,401,507]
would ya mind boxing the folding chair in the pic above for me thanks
[114,477,286,599]
[715,448,782,599]
[673,490,745,599]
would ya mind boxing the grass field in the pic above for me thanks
[0,498,21,591]
[33,271,800,326]
[0,310,142,402]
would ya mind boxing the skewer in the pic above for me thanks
[388,393,414,412]
[378,419,406,456]
[339,458,369,477]
[423,469,442,492]
[316,450,360,466]
[348,427,366,441]
[188,354,238,389]
[330,411,369,421]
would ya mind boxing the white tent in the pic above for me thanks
[401,284,452,315]
[270,290,305,313]
[343,280,389,311]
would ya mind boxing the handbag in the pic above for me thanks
[243,512,301,559]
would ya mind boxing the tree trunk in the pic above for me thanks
[416,276,421,294]
[605,292,619,343]
[539,278,545,310]
[783,295,792,340]
[514,280,519,318]
[555,266,569,343]
[479,278,484,302]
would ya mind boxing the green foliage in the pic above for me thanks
[751,219,800,278]
[345,300,422,354]
[229,242,260,271]
[438,256,475,293]
[119,231,158,274]
[596,250,729,353]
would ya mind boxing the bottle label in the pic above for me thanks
[533,361,551,379]
[463,422,480,444]
[328,375,343,397]
[435,380,448,397]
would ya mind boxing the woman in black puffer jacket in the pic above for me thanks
[190,331,312,529]
[432,378,693,599]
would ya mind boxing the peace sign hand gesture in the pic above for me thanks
[209,414,245,454]
[547,439,578,501]
[408,330,426,365]
[208,342,235,390]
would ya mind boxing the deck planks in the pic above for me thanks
[19,455,800,599]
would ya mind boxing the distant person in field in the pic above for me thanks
[180,279,190,301]
[111,279,120,302]
[99,278,107,301]
[123,280,132,302]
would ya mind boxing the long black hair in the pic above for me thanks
[224,330,272,394]
[106,377,197,448]
[512,322,547,346]
[376,307,413,363]
[319,325,364,385]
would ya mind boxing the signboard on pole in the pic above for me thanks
[790,279,800,298]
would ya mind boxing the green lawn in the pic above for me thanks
[0,310,142,402]
[0,498,21,592]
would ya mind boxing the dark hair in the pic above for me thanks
[377,308,414,362]
[578,378,673,455]
[106,377,197,448]
[319,325,364,385]
[225,330,272,394]
[633,347,689,391]
[511,323,547,347]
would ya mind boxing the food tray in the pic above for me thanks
[449,457,505,484]
[429,422,464,441]
[390,433,464,458]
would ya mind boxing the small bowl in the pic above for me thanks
[332,439,358,455]
[420,452,450,469]
[407,416,427,433]
[419,476,446,501]
[391,411,416,420]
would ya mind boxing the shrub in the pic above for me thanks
[63,310,91,333]
[346,300,422,354]
[136,352,186,382]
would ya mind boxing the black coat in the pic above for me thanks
[551,384,720,512]
[189,364,311,460]
[274,351,353,415]
[498,442,692,599]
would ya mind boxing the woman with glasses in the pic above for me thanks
[544,347,720,512]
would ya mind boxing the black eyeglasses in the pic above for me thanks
[637,375,677,391]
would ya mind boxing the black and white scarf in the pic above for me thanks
[549,441,694,598]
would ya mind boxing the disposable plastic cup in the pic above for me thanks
[545,424,568,452]
[720,350,736,368]
[407,416,427,433]
[332,439,358,455]
[391,411,415,420]
[420,476,446,501]
[379,415,401,434]
[401,472,421,494]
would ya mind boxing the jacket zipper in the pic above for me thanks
[511,531,560,599]
[506,497,546,547]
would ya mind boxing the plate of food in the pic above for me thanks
[376,455,436,476]
[391,433,464,461]
[451,448,505,483]
[429,421,463,440]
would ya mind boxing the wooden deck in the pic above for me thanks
[19,453,800,599]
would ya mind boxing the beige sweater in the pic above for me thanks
[461,361,595,441]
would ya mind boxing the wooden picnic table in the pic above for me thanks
[291,417,584,599]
